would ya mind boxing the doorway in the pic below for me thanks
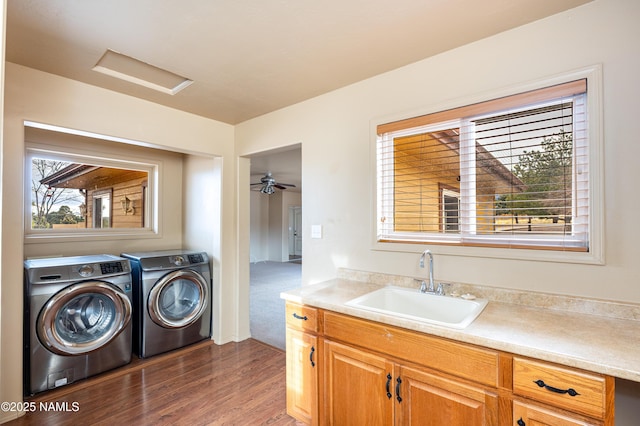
[289,206,302,261]
[247,145,302,349]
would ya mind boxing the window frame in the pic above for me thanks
[371,66,604,265]
[24,140,161,243]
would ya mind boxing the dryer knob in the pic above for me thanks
[78,264,94,277]
[173,256,185,266]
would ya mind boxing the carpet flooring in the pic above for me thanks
[250,261,302,350]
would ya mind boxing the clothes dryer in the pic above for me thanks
[24,254,133,395]
[120,250,212,358]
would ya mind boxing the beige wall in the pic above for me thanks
[250,191,270,261]
[1,62,236,421]
[235,0,640,420]
[236,0,640,303]
[3,0,640,423]
[250,190,302,262]
[236,1,640,420]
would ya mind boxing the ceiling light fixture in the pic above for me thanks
[260,185,275,195]
[92,49,193,95]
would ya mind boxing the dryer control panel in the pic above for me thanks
[133,252,209,271]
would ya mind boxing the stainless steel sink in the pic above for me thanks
[345,286,488,329]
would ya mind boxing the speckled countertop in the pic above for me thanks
[281,273,640,383]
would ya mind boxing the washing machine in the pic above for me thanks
[23,254,133,395]
[120,250,212,358]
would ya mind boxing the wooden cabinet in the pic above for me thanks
[285,303,319,424]
[323,340,394,425]
[395,365,499,426]
[284,303,615,426]
[324,339,500,425]
[322,312,500,425]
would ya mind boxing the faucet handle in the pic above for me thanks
[435,282,448,296]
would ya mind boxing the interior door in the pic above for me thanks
[293,206,302,256]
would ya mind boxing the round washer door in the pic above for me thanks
[148,269,209,329]
[37,281,132,356]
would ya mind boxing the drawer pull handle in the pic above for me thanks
[395,377,403,403]
[292,313,308,321]
[517,418,525,426]
[309,346,315,367]
[533,379,580,397]
[385,374,392,399]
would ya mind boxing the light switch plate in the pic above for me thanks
[311,225,322,239]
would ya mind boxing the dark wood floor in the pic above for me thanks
[8,339,302,425]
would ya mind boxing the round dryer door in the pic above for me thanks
[37,281,132,356]
[148,269,209,329]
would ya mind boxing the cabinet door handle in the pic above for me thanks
[292,313,308,321]
[385,374,392,399]
[395,377,402,403]
[309,346,315,367]
[517,418,525,426]
[533,380,580,397]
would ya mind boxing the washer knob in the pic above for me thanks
[173,256,185,266]
[78,264,94,277]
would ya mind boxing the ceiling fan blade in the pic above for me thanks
[250,173,296,191]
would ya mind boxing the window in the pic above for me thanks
[26,144,157,237]
[376,78,596,253]
[441,187,460,233]
[92,190,112,228]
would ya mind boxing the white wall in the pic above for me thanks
[250,191,269,262]
[267,191,284,261]
[0,63,236,422]
[236,0,640,303]
[250,190,302,262]
[183,154,223,341]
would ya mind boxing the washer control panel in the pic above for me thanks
[100,261,126,274]
[24,255,132,284]
[77,261,127,277]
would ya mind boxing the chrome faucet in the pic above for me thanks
[419,249,435,293]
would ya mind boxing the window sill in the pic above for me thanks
[24,228,161,244]
[372,240,604,265]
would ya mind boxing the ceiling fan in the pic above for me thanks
[250,172,296,195]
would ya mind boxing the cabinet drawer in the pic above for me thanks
[323,311,499,387]
[513,357,608,419]
[285,302,319,333]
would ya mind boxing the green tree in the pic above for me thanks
[46,205,82,225]
[32,160,84,228]
[500,131,573,230]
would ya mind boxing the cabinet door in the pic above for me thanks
[395,365,499,426]
[324,340,394,426]
[286,328,318,425]
[513,400,599,426]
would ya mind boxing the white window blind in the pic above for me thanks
[376,79,589,251]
